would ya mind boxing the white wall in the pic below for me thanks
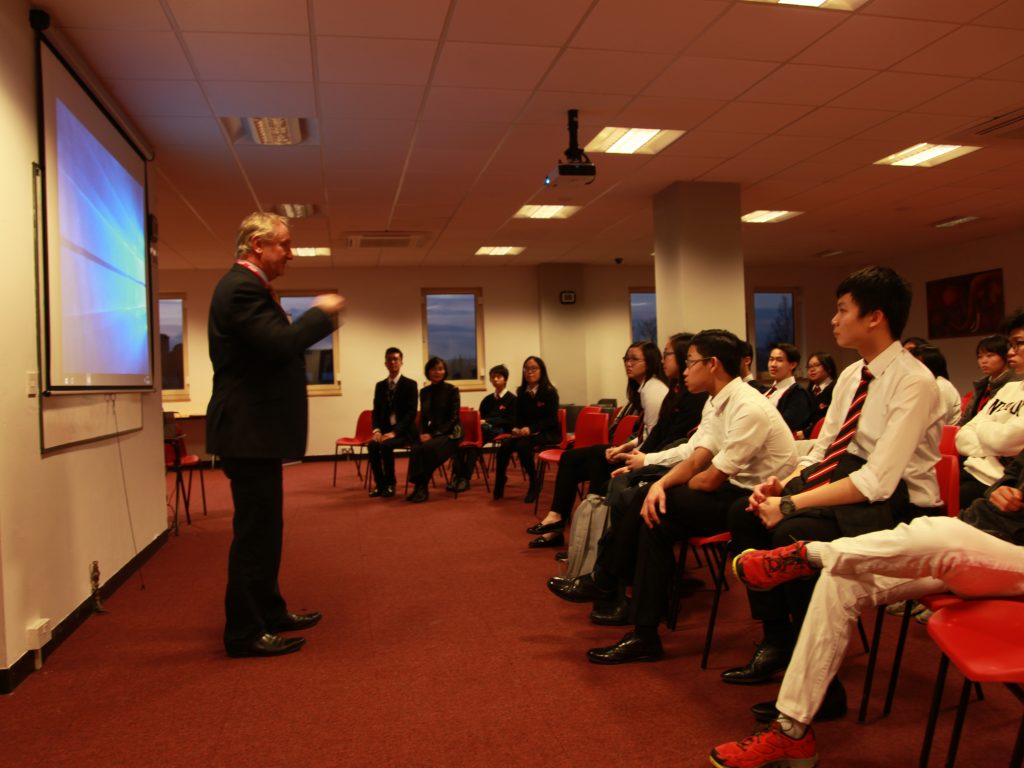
[0,1,166,673]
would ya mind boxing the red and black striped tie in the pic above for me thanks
[804,366,874,490]
[764,385,777,398]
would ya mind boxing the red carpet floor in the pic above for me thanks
[0,460,1019,767]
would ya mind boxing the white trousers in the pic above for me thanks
[776,516,1024,724]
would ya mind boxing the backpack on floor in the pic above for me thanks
[565,493,611,579]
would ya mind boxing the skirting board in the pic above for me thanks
[0,530,168,694]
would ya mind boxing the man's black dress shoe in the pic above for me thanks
[406,486,429,503]
[751,679,848,723]
[546,573,612,603]
[528,532,564,548]
[226,633,305,658]
[526,519,564,535]
[587,631,663,665]
[381,485,396,498]
[369,486,384,497]
[269,611,322,633]
[590,599,630,626]
[721,641,792,685]
[493,480,505,500]
[554,550,568,562]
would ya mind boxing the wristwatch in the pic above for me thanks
[780,495,797,518]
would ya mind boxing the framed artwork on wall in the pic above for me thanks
[926,268,1004,339]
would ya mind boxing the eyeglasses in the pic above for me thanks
[684,357,712,369]
[523,366,541,372]
[663,350,676,358]
[622,356,644,364]
[1010,339,1024,352]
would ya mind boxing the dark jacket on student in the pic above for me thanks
[480,390,516,440]
[419,381,461,439]
[371,375,418,442]
[777,384,814,435]
[514,385,560,444]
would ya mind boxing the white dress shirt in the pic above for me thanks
[638,377,669,440]
[800,341,943,507]
[936,376,962,426]
[764,376,796,406]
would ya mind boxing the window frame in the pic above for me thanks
[421,288,486,392]
[277,290,342,396]
[747,287,804,375]
[629,287,658,344]
[158,293,189,402]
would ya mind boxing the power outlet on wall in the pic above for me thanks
[26,618,51,650]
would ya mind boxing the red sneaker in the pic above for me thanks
[710,721,819,768]
[733,541,816,592]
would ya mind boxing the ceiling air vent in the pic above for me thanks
[964,108,1024,142]
[343,231,431,249]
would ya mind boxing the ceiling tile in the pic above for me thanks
[861,0,1004,23]
[572,0,728,54]
[894,25,1024,78]
[660,129,764,159]
[914,78,1024,117]
[59,29,194,80]
[448,0,590,46]
[318,83,424,120]
[167,0,309,33]
[740,64,875,106]
[433,42,559,89]
[106,79,210,116]
[699,102,814,134]
[985,56,1024,82]
[50,1,171,30]
[421,87,532,123]
[742,134,842,162]
[974,1,1024,30]
[778,107,897,139]
[415,121,508,152]
[855,111,974,143]
[794,16,956,70]
[317,37,437,85]
[699,154,800,185]
[613,96,724,129]
[542,49,673,95]
[184,33,312,81]
[311,0,449,39]
[829,72,966,111]
[685,3,846,63]
[518,91,632,125]
[133,114,226,146]
[645,57,779,101]
[204,81,316,117]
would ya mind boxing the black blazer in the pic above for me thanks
[206,264,334,460]
[640,388,708,453]
[809,380,835,422]
[513,385,560,444]
[419,382,460,438]
[372,375,418,441]
[480,391,516,433]
[776,384,814,434]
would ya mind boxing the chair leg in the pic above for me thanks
[666,543,682,632]
[198,466,207,515]
[533,462,547,516]
[919,654,950,768]
[857,615,871,653]
[858,606,887,723]
[945,675,974,768]
[182,470,193,525]
[701,543,728,670]
[333,445,340,486]
[882,601,916,716]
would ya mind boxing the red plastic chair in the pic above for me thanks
[668,531,732,669]
[920,598,1024,767]
[164,434,206,534]
[333,409,374,487]
[940,424,960,457]
[452,408,488,495]
[533,409,597,513]
[809,417,826,440]
[611,414,639,447]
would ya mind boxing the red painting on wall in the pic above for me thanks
[926,268,1005,339]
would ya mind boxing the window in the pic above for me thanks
[422,290,484,389]
[159,296,188,399]
[630,290,657,343]
[279,293,341,394]
[752,291,797,373]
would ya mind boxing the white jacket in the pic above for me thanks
[956,380,1024,486]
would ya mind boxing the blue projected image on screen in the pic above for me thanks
[56,99,148,382]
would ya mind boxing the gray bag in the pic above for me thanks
[565,493,611,579]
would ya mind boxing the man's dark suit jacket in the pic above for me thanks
[372,375,418,441]
[776,384,814,435]
[206,264,334,460]
[205,264,333,460]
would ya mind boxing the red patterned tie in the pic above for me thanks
[764,385,777,398]
[804,366,874,490]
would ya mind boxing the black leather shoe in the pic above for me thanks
[554,550,568,562]
[546,573,612,603]
[381,485,395,498]
[268,611,322,633]
[587,631,663,665]
[226,633,305,658]
[528,532,564,549]
[369,486,383,497]
[453,477,470,492]
[406,486,429,503]
[493,479,505,500]
[526,519,564,535]
[590,599,630,626]
[721,642,792,685]
[751,679,848,723]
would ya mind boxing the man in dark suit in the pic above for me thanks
[207,212,344,658]
[367,347,418,497]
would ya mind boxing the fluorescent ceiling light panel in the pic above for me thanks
[741,0,867,9]
[245,116,304,145]
[584,127,685,155]
[514,205,581,220]
[475,246,525,256]
[874,143,981,168]
[273,203,317,218]
[932,215,980,229]
[741,210,803,224]
[291,247,332,257]
[780,0,826,6]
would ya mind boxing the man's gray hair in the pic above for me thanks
[235,212,288,259]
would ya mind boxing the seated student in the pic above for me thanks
[902,335,928,352]
[526,341,667,549]
[724,266,944,722]
[911,344,962,425]
[406,357,461,503]
[710,452,1024,768]
[956,311,1024,507]
[448,364,515,492]
[764,343,814,435]
[804,352,837,429]
[367,347,418,498]
[493,357,559,503]
[549,330,799,664]
[959,334,1021,425]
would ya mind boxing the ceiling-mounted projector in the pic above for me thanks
[545,108,595,187]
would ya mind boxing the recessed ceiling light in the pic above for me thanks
[741,210,804,223]
[814,249,845,259]
[273,203,317,218]
[245,117,304,145]
[874,143,981,168]
[475,246,525,256]
[584,127,686,155]
[740,0,867,9]
[932,215,981,229]
[514,205,581,220]
[291,247,331,257]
